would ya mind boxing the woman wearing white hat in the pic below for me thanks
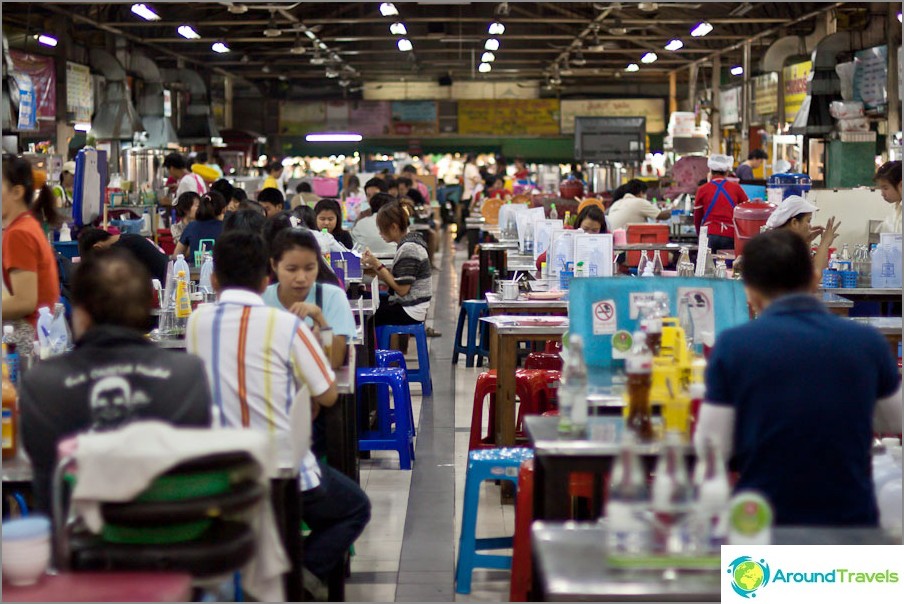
[693,154,748,252]
[764,194,839,274]
[52,161,76,208]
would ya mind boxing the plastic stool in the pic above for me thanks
[470,370,560,451]
[460,260,480,303]
[375,349,415,437]
[453,300,490,367]
[510,459,534,602]
[524,352,563,372]
[356,367,415,470]
[544,340,563,354]
[455,448,534,594]
[376,323,432,396]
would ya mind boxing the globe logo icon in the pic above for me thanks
[727,556,771,598]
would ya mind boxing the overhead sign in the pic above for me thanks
[754,72,778,116]
[853,45,888,110]
[458,99,559,136]
[10,50,56,125]
[390,101,437,135]
[560,99,665,134]
[66,62,94,123]
[720,87,741,125]
[783,60,812,121]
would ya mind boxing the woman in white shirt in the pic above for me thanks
[605,179,670,231]
[456,154,482,244]
[875,161,902,234]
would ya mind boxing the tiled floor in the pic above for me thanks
[345,234,512,602]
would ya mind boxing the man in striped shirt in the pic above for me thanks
[187,231,370,598]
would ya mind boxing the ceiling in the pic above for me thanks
[2,1,857,91]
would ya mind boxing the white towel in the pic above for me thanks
[71,421,288,602]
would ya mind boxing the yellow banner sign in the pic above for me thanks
[560,99,665,134]
[754,73,778,116]
[458,99,560,136]
[783,61,812,121]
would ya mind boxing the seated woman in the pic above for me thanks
[173,192,224,263]
[535,204,608,270]
[361,201,433,329]
[315,198,354,249]
[263,228,354,369]
[170,191,200,243]
[763,194,839,275]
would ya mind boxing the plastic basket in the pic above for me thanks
[840,270,859,288]
[821,269,841,288]
[313,177,339,198]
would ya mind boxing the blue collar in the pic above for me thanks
[761,293,827,318]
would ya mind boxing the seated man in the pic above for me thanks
[351,192,398,256]
[695,229,902,527]
[20,249,212,513]
[78,227,169,283]
[187,231,370,598]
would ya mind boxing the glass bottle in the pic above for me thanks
[676,247,693,277]
[559,335,588,436]
[652,251,664,276]
[651,431,693,554]
[625,330,654,442]
[691,437,731,553]
[549,203,558,220]
[677,296,695,352]
[639,301,663,356]
[606,432,652,556]
[638,251,652,277]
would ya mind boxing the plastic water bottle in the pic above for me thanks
[199,253,214,295]
[172,254,190,304]
[606,432,652,556]
[549,203,558,220]
[36,307,54,359]
[58,222,72,242]
[559,335,588,436]
[2,326,19,387]
[49,304,72,355]
[651,431,694,554]
[692,437,730,553]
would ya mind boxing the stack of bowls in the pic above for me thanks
[2,515,52,586]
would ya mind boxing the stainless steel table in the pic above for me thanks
[821,291,854,316]
[848,316,902,354]
[530,522,899,602]
[485,292,568,316]
[2,453,33,487]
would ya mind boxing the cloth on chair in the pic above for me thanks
[70,420,288,602]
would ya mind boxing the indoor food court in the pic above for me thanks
[1,1,903,602]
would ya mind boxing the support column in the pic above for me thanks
[886,4,901,157]
[225,76,234,130]
[740,41,751,159]
[711,56,722,154]
[669,71,678,115]
[688,63,698,110]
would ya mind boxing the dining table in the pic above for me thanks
[2,571,194,602]
[530,521,899,602]
[485,292,569,317]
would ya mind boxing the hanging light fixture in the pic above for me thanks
[390,22,407,35]
[641,52,657,63]
[36,34,58,47]
[664,39,683,51]
[130,4,160,21]
[625,63,640,72]
[488,22,505,35]
[571,51,586,66]
[178,25,200,39]
[212,42,231,53]
[485,38,500,51]
[691,22,713,37]
[290,35,306,55]
[380,3,399,17]
[731,65,743,76]
[478,62,492,73]
[397,38,413,52]
[481,51,496,63]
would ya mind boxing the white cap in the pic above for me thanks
[764,194,819,229]
[707,154,734,172]
[62,161,76,174]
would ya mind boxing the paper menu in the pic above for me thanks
[573,233,614,277]
[517,207,547,253]
[534,220,563,262]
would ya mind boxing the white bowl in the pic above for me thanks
[2,540,50,586]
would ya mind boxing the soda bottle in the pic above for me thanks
[652,251,663,276]
[559,335,588,436]
[2,360,17,461]
[625,330,654,442]
[691,437,730,553]
[606,432,652,556]
[2,326,19,387]
[651,431,694,554]
[549,203,558,220]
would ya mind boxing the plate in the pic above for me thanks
[526,291,565,300]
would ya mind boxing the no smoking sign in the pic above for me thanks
[593,299,617,335]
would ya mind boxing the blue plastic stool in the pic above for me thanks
[452,300,489,367]
[375,323,433,397]
[356,366,415,470]
[455,447,534,594]
[375,349,415,437]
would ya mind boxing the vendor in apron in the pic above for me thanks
[694,154,749,252]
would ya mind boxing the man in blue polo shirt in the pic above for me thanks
[695,229,901,527]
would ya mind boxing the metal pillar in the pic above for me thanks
[711,56,722,154]
[688,63,698,110]
[740,40,751,158]
[669,71,678,115]
[886,4,901,157]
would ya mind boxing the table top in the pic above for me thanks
[479,241,520,251]
[525,415,685,458]
[532,522,899,602]
[480,314,569,336]
[486,292,568,310]
[821,287,902,296]
[614,243,698,252]
[3,571,194,602]
[848,316,903,335]
[154,338,186,349]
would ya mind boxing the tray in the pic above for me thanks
[526,291,566,301]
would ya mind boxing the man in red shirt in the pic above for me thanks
[694,154,748,252]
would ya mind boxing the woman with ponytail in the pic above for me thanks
[2,155,61,352]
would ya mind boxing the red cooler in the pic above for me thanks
[732,201,776,256]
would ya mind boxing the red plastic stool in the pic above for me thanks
[544,340,563,354]
[469,370,560,451]
[510,458,534,602]
[524,352,563,372]
[460,260,480,303]
[540,409,597,502]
